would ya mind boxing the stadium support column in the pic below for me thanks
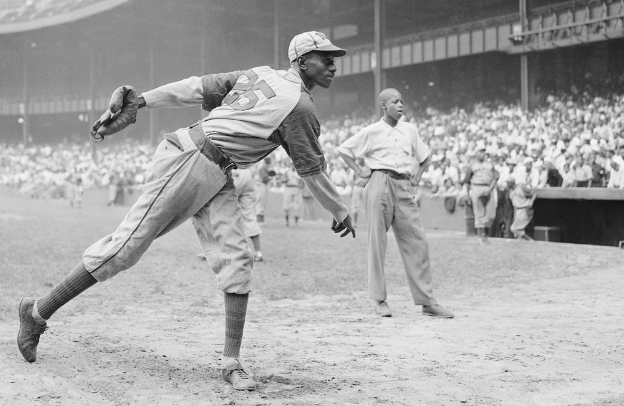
[520,55,529,111]
[201,10,207,120]
[149,36,156,145]
[374,0,386,117]
[273,0,280,70]
[519,0,530,111]
[21,38,30,146]
[90,45,96,155]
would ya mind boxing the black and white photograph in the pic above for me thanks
[1,0,623,405]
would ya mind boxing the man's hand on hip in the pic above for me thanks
[358,168,372,179]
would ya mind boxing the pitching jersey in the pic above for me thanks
[143,66,326,177]
[464,161,498,186]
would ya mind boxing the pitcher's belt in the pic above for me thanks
[373,168,410,181]
[164,124,237,173]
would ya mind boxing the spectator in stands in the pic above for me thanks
[425,155,444,193]
[588,153,606,187]
[607,159,624,189]
[330,161,351,196]
[561,163,576,188]
[539,158,563,187]
[513,157,540,188]
[572,156,592,187]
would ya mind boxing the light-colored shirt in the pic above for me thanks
[561,169,576,187]
[607,166,624,189]
[573,164,592,182]
[465,161,497,185]
[337,118,429,176]
[513,166,540,188]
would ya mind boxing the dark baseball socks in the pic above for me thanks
[31,262,248,366]
[222,292,248,367]
[33,262,97,323]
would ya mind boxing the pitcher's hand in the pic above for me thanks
[331,214,356,238]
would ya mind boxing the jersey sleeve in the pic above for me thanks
[142,76,206,109]
[271,94,326,177]
[141,71,243,110]
[302,172,349,222]
[201,71,244,112]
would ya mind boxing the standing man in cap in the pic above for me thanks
[252,157,275,224]
[513,156,540,189]
[338,88,454,319]
[510,156,540,239]
[16,31,355,391]
[463,141,499,244]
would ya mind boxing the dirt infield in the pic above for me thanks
[0,188,623,406]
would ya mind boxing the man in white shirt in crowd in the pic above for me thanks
[607,149,624,189]
[572,156,592,187]
[513,157,540,188]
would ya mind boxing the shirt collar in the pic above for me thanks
[379,117,405,135]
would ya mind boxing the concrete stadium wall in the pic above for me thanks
[80,186,467,233]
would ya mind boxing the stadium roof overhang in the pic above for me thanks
[0,0,130,35]
[506,0,624,54]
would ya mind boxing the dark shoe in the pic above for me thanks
[196,253,207,260]
[374,300,392,317]
[422,304,454,318]
[17,297,48,362]
[222,360,257,391]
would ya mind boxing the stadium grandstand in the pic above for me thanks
[2,0,624,245]
[1,0,623,144]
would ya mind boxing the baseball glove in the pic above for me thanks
[458,194,471,207]
[91,86,139,141]
[478,191,491,205]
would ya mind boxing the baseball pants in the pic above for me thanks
[282,186,302,217]
[234,169,262,238]
[351,184,365,217]
[82,129,253,294]
[254,181,268,217]
[365,171,436,306]
[469,185,497,228]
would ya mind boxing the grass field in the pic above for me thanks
[1,186,623,406]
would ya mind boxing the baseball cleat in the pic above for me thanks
[222,359,257,390]
[17,297,48,362]
[422,304,454,318]
[374,300,393,317]
[254,252,263,262]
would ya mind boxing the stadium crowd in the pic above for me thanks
[3,84,624,235]
[0,140,152,204]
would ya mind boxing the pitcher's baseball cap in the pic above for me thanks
[288,31,346,62]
